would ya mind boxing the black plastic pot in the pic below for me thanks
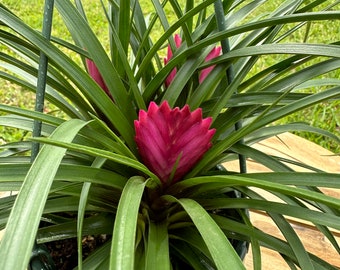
[28,242,56,270]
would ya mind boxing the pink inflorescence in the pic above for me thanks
[86,59,113,99]
[134,101,215,185]
[164,34,221,87]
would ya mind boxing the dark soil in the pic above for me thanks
[43,235,109,270]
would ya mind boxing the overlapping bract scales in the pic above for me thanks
[134,101,215,184]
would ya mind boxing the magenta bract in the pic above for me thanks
[199,46,222,83]
[86,59,113,99]
[134,101,215,184]
[164,34,182,88]
[164,35,221,87]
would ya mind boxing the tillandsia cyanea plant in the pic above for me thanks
[0,0,340,269]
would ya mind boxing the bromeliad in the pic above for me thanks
[134,101,215,185]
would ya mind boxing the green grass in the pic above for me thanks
[0,0,339,153]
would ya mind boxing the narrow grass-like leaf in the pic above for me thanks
[42,196,104,214]
[246,123,340,146]
[239,210,261,270]
[199,198,340,230]
[137,0,216,86]
[0,5,136,149]
[0,119,88,270]
[89,114,137,159]
[271,213,314,270]
[0,163,128,189]
[37,213,114,243]
[169,175,340,209]
[75,240,111,270]
[212,214,337,270]
[109,176,147,270]
[0,115,55,137]
[230,143,293,172]
[315,225,340,253]
[0,103,64,126]
[145,221,171,270]
[55,0,136,121]
[151,0,170,33]
[117,0,130,57]
[243,172,340,188]
[1,34,89,112]
[30,137,159,181]
[165,196,246,270]
[188,64,229,109]
[262,59,340,92]
[170,240,214,270]
[169,226,212,259]
[191,12,340,53]
[189,86,340,176]
[100,2,146,110]
[77,157,107,270]
[162,49,209,107]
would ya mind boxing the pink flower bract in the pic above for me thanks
[164,35,221,87]
[164,34,182,88]
[199,46,222,83]
[86,59,113,99]
[134,101,216,184]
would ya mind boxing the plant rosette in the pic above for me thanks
[0,1,340,270]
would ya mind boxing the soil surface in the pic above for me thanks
[43,235,108,270]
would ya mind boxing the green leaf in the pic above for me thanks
[0,5,136,148]
[246,123,340,146]
[0,103,64,126]
[271,213,314,270]
[117,0,130,56]
[169,175,340,210]
[243,172,340,188]
[109,176,147,270]
[0,119,89,270]
[75,240,111,270]
[30,137,159,181]
[239,210,261,270]
[189,86,340,176]
[37,213,114,243]
[55,0,136,121]
[211,214,337,270]
[198,198,340,230]
[230,143,293,172]
[195,12,340,51]
[170,240,214,270]
[100,2,146,110]
[0,52,88,118]
[165,196,246,270]
[170,226,213,259]
[0,163,128,190]
[145,221,171,270]
[77,157,107,270]
[162,47,213,107]
[0,115,55,136]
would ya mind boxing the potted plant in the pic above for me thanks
[0,0,340,269]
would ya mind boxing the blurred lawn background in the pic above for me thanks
[1,0,339,153]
